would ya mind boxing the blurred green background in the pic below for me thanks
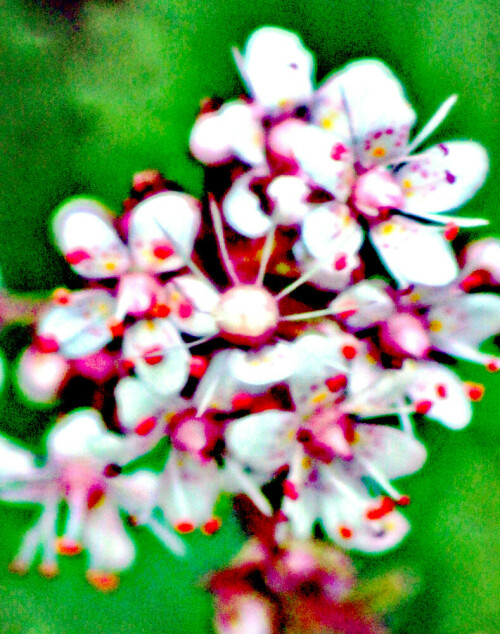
[0,0,498,632]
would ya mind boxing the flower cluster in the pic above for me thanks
[0,26,498,631]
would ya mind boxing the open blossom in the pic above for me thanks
[0,408,182,590]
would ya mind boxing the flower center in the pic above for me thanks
[213,285,279,346]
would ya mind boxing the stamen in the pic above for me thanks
[356,456,409,505]
[280,307,333,322]
[397,399,415,436]
[406,94,458,154]
[146,516,186,556]
[255,209,279,286]
[224,458,273,516]
[208,196,240,285]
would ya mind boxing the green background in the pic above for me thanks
[0,0,498,631]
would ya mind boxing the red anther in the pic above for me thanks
[135,417,157,436]
[103,463,122,478]
[250,395,279,413]
[52,288,70,305]
[66,249,91,265]
[378,207,391,221]
[178,302,193,319]
[87,486,105,510]
[37,336,59,354]
[444,223,459,241]
[283,480,299,500]
[466,382,485,402]
[337,309,357,320]
[199,97,222,115]
[459,270,490,292]
[190,356,208,378]
[296,428,312,443]
[366,496,395,520]
[231,392,254,410]
[334,254,347,271]
[175,521,195,534]
[486,361,499,373]
[126,515,138,527]
[56,538,82,556]
[120,359,135,374]
[276,510,288,523]
[143,347,164,366]
[151,302,170,318]
[325,374,348,393]
[108,320,125,338]
[153,244,174,260]
[339,526,353,539]
[201,517,222,536]
[415,400,433,415]
[436,384,447,398]
[396,495,411,506]
[341,345,357,360]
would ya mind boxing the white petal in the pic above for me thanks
[396,141,489,214]
[229,342,297,386]
[370,217,458,286]
[84,499,135,571]
[112,470,158,518]
[37,290,115,359]
[283,489,319,539]
[406,362,471,429]
[165,275,219,337]
[114,377,166,430]
[129,192,201,273]
[122,318,190,396]
[0,435,37,480]
[328,280,394,330]
[52,198,130,279]
[225,410,295,473]
[238,27,314,111]
[461,238,500,284]
[301,203,363,259]
[267,175,314,225]
[223,170,272,238]
[428,293,500,350]
[16,346,68,404]
[315,59,416,167]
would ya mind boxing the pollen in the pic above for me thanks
[372,146,386,158]
[465,382,485,402]
[339,526,353,539]
[429,319,442,332]
[381,223,395,235]
[311,391,327,404]
[301,456,312,469]
[275,262,291,275]
[86,570,119,593]
[105,261,117,272]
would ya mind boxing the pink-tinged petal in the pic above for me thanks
[0,435,37,481]
[190,101,265,166]
[114,377,167,431]
[165,275,219,337]
[396,141,489,214]
[37,290,115,359]
[129,192,201,274]
[287,124,355,200]
[267,176,315,225]
[52,198,130,279]
[159,452,222,528]
[122,319,190,396]
[225,411,295,473]
[292,241,360,292]
[236,27,314,111]
[229,343,297,386]
[223,171,272,238]
[460,238,500,286]
[214,593,274,634]
[48,408,124,463]
[114,273,166,321]
[406,362,471,429]
[370,217,458,286]
[112,470,158,520]
[328,280,394,331]
[349,423,427,478]
[428,293,500,353]
[301,203,363,259]
[315,59,416,167]
[84,499,135,572]
[16,346,69,404]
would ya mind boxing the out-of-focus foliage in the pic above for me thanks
[0,1,498,632]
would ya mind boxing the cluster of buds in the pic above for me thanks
[0,26,498,631]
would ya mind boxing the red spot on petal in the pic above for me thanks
[201,517,222,535]
[135,417,157,436]
[341,345,357,360]
[436,384,447,398]
[189,356,208,378]
[66,249,92,265]
[153,244,174,260]
[231,392,254,410]
[337,309,357,320]
[175,521,195,534]
[37,336,59,354]
[439,143,449,156]
[52,288,70,305]
[445,171,456,184]
[108,320,125,338]
[444,223,459,241]
[331,143,348,161]
[283,480,299,500]
[334,254,347,271]
[143,347,164,366]
[178,302,193,319]
[325,374,348,392]
[339,526,352,539]
[415,400,433,415]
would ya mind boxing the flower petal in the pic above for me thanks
[370,217,458,286]
[37,290,115,359]
[396,141,489,214]
[237,27,314,111]
[114,376,167,430]
[228,343,297,386]
[315,59,416,167]
[122,318,190,396]
[165,275,219,337]
[16,346,69,404]
[129,192,201,274]
[301,203,363,260]
[225,410,295,473]
[223,171,273,238]
[52,198,130,279]
[0,435,37,481]
[328,280,394,330]
[406,362,472,429]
